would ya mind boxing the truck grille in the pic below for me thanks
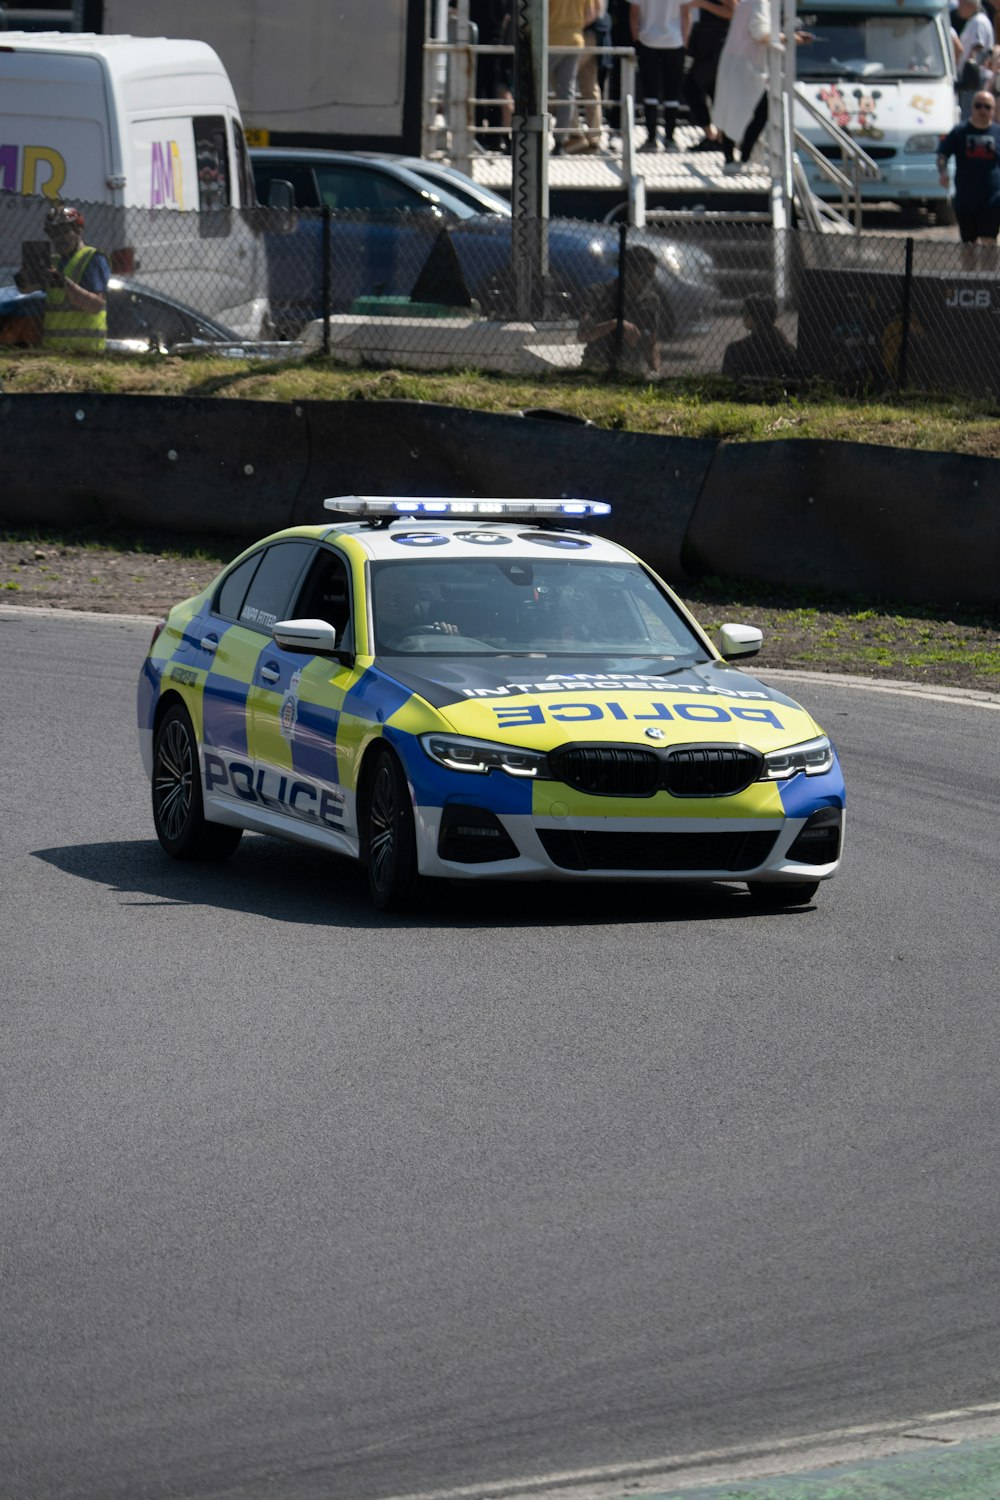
[818,144,897,161]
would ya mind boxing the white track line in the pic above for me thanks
[375,1400,1000,1500]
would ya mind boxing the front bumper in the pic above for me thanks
[413,802,844,885]
[803,157,947,202]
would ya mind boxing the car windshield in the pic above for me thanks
[797,11,947,78]
[371,556,708,658]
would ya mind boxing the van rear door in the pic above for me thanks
[0,48,111,201]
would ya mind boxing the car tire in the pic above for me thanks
[152,702,243,861]
[746,880,820,908]
[362,745,423,911]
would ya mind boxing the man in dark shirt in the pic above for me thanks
[937,91,1000,250]
[722,293,801,380]
[578,245,662,375]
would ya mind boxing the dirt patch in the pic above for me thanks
[1,532,997,694]
[0,535,234,618]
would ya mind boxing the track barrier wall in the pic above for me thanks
[0,395,995,608]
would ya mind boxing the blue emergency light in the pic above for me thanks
[323,496,612,520]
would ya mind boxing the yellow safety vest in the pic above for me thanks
[43,244,108,353]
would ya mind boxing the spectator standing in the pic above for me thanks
[577,0,614,150]
[722,293,800,378]
[14,203,108,353]
[550,0,602,153]
[937,90,1000,254]
[630,0,691,152]
[712,0,771,169]
[683,0,736,152]
[578,244,662,374]
[470,0,514,149]
[606,0,637,136]
[712,0,809,169]
[953,0,995,115]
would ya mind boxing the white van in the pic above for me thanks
[794,0,959,222]
[0,32,266,334]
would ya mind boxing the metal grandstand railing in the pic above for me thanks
[2,192,997,397]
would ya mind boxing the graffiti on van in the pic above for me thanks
[151,142,184,208]
[0,144,66,197]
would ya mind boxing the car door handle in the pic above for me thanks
[260,663,281,684]
[201,634,218,654]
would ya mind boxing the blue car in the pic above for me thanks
[250,148,715,338]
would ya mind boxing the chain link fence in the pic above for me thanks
[3,191,999,396]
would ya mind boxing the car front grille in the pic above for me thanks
[664,746,762,797]
[539,829,778,872]
[547,744,762,798]
[548,745,661,797]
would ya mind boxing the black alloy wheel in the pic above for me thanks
[364,746,422,911]
[152,702,242,861]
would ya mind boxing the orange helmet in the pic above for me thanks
[44,204,85,235]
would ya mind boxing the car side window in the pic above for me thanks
[115,290,191,348]
[193,115,231,210]
[215,551,264,621]
[236,541,315,633]
[254,160,320,208]
[232,119,256,208]
[313,164,383,211]
[372,176,438,213]
[292,546,354,652]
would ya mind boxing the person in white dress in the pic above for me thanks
[711,0,772,169]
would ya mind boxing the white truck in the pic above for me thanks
[0,31,267,333]
[794,0,960,221]
[99,0,425,152]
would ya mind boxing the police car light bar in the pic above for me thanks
[324,496,611,520]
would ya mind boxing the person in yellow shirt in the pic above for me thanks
[549,0,603,152]
[15,203,109,353]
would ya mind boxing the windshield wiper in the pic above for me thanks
[651,658,713,676]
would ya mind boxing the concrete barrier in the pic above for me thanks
[0,394,309,537]
[0,396,995,607]
[685,440,999,608]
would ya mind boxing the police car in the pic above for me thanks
[137,499,845,911]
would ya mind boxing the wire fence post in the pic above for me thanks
[614,220,628,374]
[322,205,332,356]
[898,235,914,391]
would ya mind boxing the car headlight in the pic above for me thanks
[656,245,684,275]
[760,734,834,780]
[905,134,940,153]
[420,732,552,778]
[651,242,713,278]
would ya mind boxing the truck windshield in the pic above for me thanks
[797,12,947,78]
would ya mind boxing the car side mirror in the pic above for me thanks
[718,623,763,660]
[272,618,339,654]
[267,179,296,211]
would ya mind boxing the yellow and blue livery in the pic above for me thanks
[137,498,845,911]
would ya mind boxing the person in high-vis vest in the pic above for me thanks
[15,204,109,353]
